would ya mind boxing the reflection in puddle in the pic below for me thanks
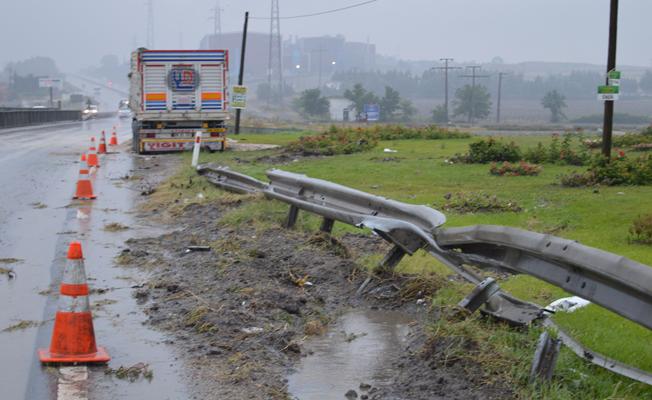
[288,309,413,399]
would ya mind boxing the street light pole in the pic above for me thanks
[602,0,619,158]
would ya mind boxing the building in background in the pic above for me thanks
[199,32,376,90]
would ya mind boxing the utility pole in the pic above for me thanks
[461,66,489,124]
[496,72,509,124]
[431,58,461,124]
[235,12,249,135]
[209,1,223,39]
[602,0,619,158]
[146,0,154,48]
[267,0,283,106]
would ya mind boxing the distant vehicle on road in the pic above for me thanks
[118,99,131,118]
[128,49,229,154]
[82,104,98,120]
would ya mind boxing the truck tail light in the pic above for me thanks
[210,132,220,137]
[146,133,155,138]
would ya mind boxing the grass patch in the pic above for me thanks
[103,222,129,232]
[2,320,41,332]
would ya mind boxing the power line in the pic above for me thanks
[250,0,378,20]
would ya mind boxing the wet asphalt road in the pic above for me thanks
[0,118,187,399]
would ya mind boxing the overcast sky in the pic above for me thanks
[2,0,652,71]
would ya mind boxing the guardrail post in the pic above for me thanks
[529,331,561,383]
[378,245,406,271]
[457,277,500,313]
[285,205,299,229]
[320,218,335,233]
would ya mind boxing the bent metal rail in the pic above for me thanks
[197,163,652,385]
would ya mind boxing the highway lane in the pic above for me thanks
[0,118,187,399]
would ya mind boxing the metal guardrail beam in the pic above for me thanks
[0,109,81,129]
[198,163,652,384]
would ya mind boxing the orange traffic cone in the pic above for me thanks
[38,242,110,364]
[87,137,99,168]
[98,131,107,154]
[73,166,96,200]
[109,128,118,146]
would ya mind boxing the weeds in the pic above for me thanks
[629,214,652,244]
[490,161,542,176]
[438,192,522,213]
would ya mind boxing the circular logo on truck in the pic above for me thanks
[168,67,199,92]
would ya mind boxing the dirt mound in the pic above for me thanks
[120,200,514,399]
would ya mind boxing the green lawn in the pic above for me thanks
[180,131,652,398]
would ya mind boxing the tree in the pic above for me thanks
[453,85,491,123]
[343,83,378,116]
[293,88,330,120]
[640,71,652,94]
[541,90,567,123]
[379,86,401,121]
[398,99,417,122]
[432,104,448,123]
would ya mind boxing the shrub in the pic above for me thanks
[287,128,378,155]
[629,214,652,244]
[523,142,548,164]
[633,143,652,152]
[490,161,542,176]
[613,133,652,147]
[363,124,470,141]
[438,192,522,213]
[559,153,652,186]
[464,138,522,163]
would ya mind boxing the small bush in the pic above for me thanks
[633,143,652,152]
[490,161,542,176]
[523,142,548,164]
[560,153,652,186]
[438,192,522,213]
[613,133,652,148]
[461,138,522,163]
[287,128,378,155]
[352,124,470,141]
[629,214,652,244]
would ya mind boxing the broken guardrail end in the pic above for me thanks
[529,330,561,383]
[457,277,500,313]
[185,245,211,253]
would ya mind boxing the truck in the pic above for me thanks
[128,49,229,154]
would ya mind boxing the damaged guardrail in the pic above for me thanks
[197,163,652,385]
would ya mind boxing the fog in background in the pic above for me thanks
[2,0,652,71]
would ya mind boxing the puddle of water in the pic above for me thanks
[288,309,414,400]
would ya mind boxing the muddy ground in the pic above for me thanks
[118,154,515,400]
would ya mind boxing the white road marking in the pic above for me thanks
[57,366,88,400]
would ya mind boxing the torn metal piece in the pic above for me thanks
[437,225,652,330]
[529,331,561,383]
[185,245,211,253]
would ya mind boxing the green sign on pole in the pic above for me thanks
[608,70,621,80]
[597,85,619,101]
